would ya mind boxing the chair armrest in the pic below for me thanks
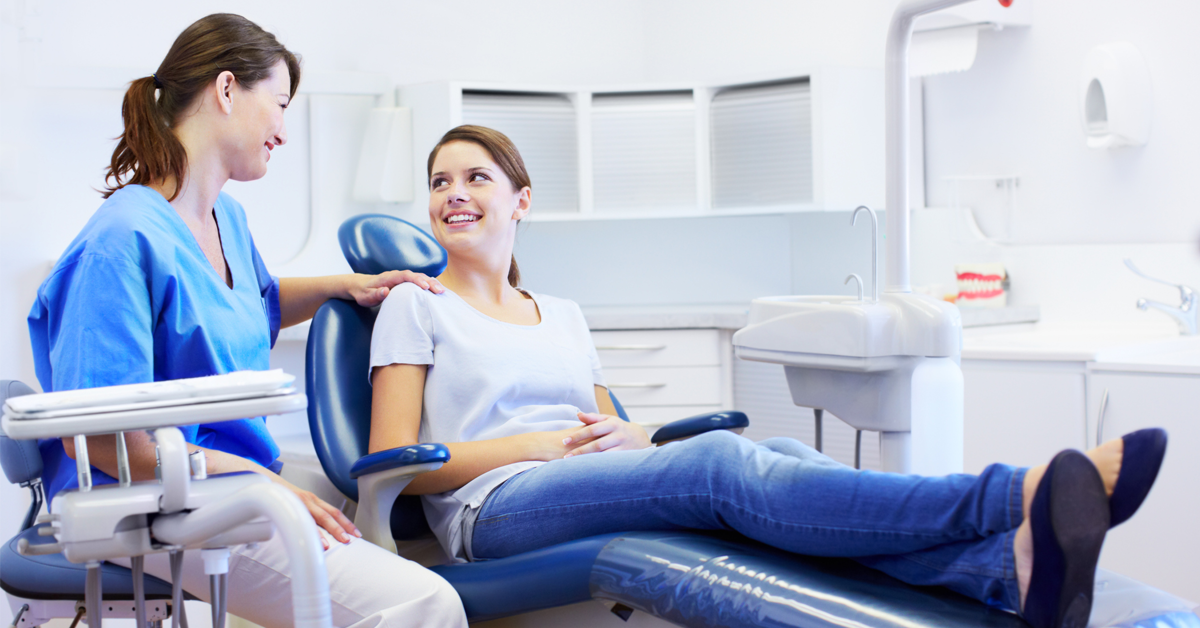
[650,411,749,446]
[349,443,450,478]
[352,444,450,554]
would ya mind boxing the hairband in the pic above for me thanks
[152,73,163,89]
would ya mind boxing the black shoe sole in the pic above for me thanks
[1025,450,1110,628]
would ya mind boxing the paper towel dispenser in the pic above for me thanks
[909,0,1032,77]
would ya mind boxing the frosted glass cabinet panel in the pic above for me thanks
[710,79,813,209]
[461,90,579,213]
[403,70,880,220]
[591,91,697,213]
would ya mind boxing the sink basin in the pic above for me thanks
[733,293,961,372]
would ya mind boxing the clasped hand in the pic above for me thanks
[561,412,651,458]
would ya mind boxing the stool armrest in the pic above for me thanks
[650,411,749,446]
[351,444,450,554]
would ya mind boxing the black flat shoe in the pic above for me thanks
[1023,450,1110,628]
[1109,428,1168,528]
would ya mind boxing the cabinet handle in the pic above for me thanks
[1096,388,1110,448]
[595,345,667,351]
[608,382,667,388]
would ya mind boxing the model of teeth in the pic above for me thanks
[446,214,479,224]
[955,263,1007,308]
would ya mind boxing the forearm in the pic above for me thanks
[62,432,274,483]
[402,434,548,495]
[278,276,356,328]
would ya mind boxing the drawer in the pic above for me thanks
[626,404,725,427]
[591,329,720,368]
[605,366,721,406]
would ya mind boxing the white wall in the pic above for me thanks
[924,4,1200,246]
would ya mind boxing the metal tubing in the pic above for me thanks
[152,483,331,628]
[132,555,147,628]
[218,574,228,628]
[74,434,92,492]
[884,0,974,293]
[210,575,222,628]
[115,431,132,486]
[813,408,824,453]
[86,561,102,627]
[170,550,188,628]
[851,206,879,302]
[854,430,863,470]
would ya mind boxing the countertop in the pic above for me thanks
[962,323,1200,374]
[278,302,1039,339]
[582,304,750,330]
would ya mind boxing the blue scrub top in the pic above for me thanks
[28,184,283,502]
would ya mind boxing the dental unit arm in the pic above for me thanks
[734,0,983,476]
[0,372,332,628]
[1125,258,1198,335]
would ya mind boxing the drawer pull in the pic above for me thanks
[595,345,667,351]
[608,382,668,388]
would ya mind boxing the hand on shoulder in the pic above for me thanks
[351,270,445,307]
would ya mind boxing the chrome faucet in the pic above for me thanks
[1124,258,1198,335]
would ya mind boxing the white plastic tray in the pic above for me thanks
[1,392,307,439]
[4,370,295,418]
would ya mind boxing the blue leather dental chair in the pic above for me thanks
[306,215,1198,628]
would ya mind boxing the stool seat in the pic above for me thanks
[1,523,177,601]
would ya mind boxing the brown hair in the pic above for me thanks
[103,13,301,201]
[427,125,531,288]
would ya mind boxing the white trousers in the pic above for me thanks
[113,529,467,628]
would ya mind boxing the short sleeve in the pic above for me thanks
[249,238,281,348]
[29,254,154,392]
[369,284,436,383]
[566,301,605,388]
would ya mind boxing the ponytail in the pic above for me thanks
[101,14,301,201]
[104,76,188,200]
[508,255,521,288]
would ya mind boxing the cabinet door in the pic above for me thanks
[961,360,1088,475]
[1086,371,1200,602]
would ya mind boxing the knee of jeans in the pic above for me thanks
[685,430,754,467]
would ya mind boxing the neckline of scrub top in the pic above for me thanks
[441,287,545,328]
[132,184,236,291]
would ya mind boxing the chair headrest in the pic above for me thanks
[1,380,43,486]
[338,214,448,277]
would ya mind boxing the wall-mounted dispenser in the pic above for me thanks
[1080,42,1152,149]
[353,107,414,202]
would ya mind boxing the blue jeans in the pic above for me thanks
[471,430,1026,612]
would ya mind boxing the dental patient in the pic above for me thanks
[368,124,1168,628]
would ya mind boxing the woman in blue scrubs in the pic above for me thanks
[28,14,466,628]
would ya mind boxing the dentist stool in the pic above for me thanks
[303,214,1200,628]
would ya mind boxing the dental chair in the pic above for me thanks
[303,214,1198,628]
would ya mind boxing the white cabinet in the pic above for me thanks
[962,356,1200,602]
[399,68,882,222]
[961,360,1089,474]
[1085,370,1199,601]
[591,329,733,430]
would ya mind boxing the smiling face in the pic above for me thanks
[225,59,291,182]
[428,140,531,260]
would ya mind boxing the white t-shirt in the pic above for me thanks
[370,283,606,560]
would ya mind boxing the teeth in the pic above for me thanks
[446,214,478,224]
